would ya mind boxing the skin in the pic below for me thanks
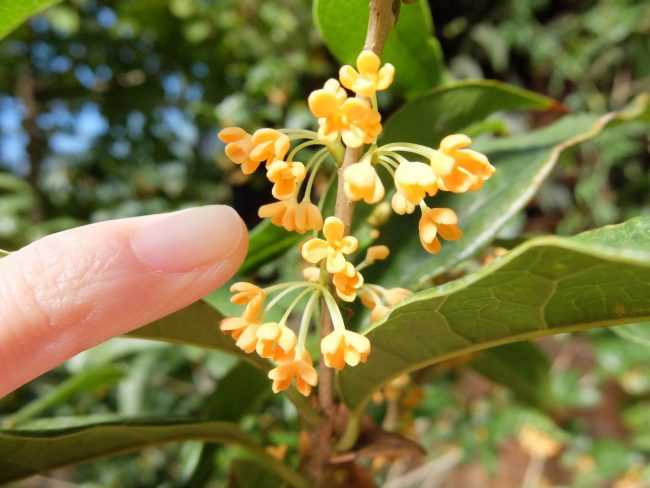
[0,205,248,398]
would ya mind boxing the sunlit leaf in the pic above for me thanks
[0,0,60,40]
[314,0,444,96]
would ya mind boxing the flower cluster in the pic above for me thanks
[217,50,494,396]
[220,226,411,396]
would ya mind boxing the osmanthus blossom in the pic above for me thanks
[308,79,382,147]
[249,128,291,167]
[418,207,463,254]
[321,329,370,370]
[217,127,259,174]
[256,322,297,364]
[301,217,358,274]
[339,50,395,97]
[220,296,262,354]
[394,161,438,205]
[258,198,322,234]
[430,134,496,193]
[343,161,385,204]
[332,262,364,302]
[266,159,306,200]
[217,48,495,397]
[268,350,318,396]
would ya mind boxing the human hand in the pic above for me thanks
[0,205,247,397]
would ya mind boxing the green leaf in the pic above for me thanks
[0,419,307,487]
[365,94,650,288]
[471,342,553,409]
[127,300,264,367]
[3,366,124,427]
[338,217,650,419]
[232,458,285,488]
[185,362,272,487]
[314,0,444,96]
[0,0,60,40]
[241,219,301,275]
[381,80,559,146]
[206,361,271,422]
[127,301,322,427]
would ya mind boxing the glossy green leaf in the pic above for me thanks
[471,342,553,409]
[127,300,263,367]
[314,0,444,96]
[126,301,322,427]
[365,94,650,288]
[0,0,60,40]
[0,419,307,487]
[381,80,559,146]
[339,217,650,419]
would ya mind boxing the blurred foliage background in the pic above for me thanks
[0,0,649,486]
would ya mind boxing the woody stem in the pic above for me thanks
[311,0,398,482]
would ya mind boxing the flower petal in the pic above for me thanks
[301,238,329,263]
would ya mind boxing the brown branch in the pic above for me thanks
[309,0,399,485]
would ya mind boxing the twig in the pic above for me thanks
[309,0,399,484]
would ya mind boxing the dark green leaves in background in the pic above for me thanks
[0,419,308,487]
[314,0,444,96]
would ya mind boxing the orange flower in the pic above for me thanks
[321,329,371,370]
[259,198,298,230]
[430,134,495,193]
[220,315,260,354]
[365,245,390,264]
[230,282,264,305]
[394,161,438,205]
[332,262,364,302]
[301,217,358,273]
[268,350,318,396]
[359,290,390,322]
[343,162,385,204]
[218,127,260,174]
[383,287,412,306]
[256,322,297,364]
[391,190,416,215]
[250,128,290,167]
[418,207,462,254]
[259,198,322,234]
[266,160,306,200]
[308,79,381,147]
[294,199,323,233]
[339,50,395,97]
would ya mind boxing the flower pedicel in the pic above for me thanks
[217,50,495,396]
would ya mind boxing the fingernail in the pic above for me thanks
[132,205,245,273]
